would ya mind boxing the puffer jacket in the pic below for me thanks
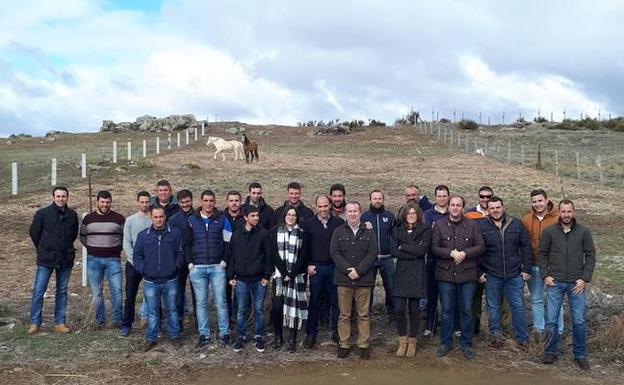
[185,209,232,265]
[431,216,485,283]
[479,214,532,279]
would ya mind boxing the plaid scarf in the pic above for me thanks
[273,225,308,329]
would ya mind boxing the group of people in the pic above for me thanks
[27,180,596,370]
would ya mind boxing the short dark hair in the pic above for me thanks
[151,206,166,216]
[201,189,215,199]
[52,186,69,196]
[559,199,575,210]
[435,185,450,195]
[478,186,493,194]
[329,183,345,196]
[346,201,362,210]
[137,191,150,200]
[287,181,302,190]
[487,196,504,206]
[177,189,192,201]
[369,189,384,200]
[96,190,112,200]
[248,182,262,191]
[405,185,420,191]
[156,179,171,189]
[226,190,241,199]
[243,205,259,216]
[530,189,548,199]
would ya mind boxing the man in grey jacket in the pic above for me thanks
[538,199,596,371]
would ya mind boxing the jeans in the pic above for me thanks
[122,261,147,328]
[30,265,72,325]
[370,257,395,314]
[189,264,230,338]
[87,256,122,324]
[143,279,180,342]
[438,281,475,348]
[425,258,439,331]
[484,274,529,343]
[528,266,564,334]
[545,281,587,358]
[306,264,338,337]
[176,263,196,318]
[235,279,267,338]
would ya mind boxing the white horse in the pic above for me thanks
[206,136,244,161]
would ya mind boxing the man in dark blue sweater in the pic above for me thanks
[303,195,344,348]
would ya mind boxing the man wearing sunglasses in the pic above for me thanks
[465,186,493,219]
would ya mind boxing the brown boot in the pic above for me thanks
[396,336,408,357]
[27,324,40,335]
[406,337,417,357]
[54,324,71,333]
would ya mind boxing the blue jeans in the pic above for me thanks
[484,274,529,343]
[235,279,267,338]
[189,264,230,338]
[87,256,122,324]
[545,281,587,358]
[306,264,338,337]
[370,257,396,313]
[143,279,180,342]
[30,265,72,325]
[438,281,475,348]
[528,266,563,334]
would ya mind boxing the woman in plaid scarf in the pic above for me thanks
[270,206,308,352]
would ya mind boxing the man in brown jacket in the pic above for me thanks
[330,201,378,360]
[432,195,485,360]
[521,189,563,336]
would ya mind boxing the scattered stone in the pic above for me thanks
[225,126,246,135]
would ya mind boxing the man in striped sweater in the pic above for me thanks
[80,190,125,328]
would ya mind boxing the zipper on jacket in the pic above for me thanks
[157,234,162,272]
[376,214,381,255]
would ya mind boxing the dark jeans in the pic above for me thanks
[306,264,338,337]
[438,281,476,348]
[370,257,395,314]
[235,279,267,338]
[425,259,439,331]
[393,296,421,337]
[122,261,142,328]
[176,263,196,318]
[271,284,284,337]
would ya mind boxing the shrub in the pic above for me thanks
[439,118,451,123]
[604,117,624,132]
[458,119,479,130]
[576,117,600,130]
[368,119,386,127]
[534,116,548,123]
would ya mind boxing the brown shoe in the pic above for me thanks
[406,337,417,357]
[27,324,40,335]
[143,341,157,352]
[54,324,71,333]
[396,336,408,357]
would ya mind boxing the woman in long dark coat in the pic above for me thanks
[391,202,431,357]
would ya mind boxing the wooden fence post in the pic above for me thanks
[168,134,172,150]
[51,158,57,186]
[575,152,580,179]
[177,132,181,147]
[156,137,160,154]
[143,139,147,158]
[81,153,87,178]
[185,130,190,145]
[127,141,132,160]
[12,161,18,195]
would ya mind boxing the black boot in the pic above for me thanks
[273,333,284,349]
[287,328,298,353]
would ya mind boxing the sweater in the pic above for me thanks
[80,210,125,257]
[303,214,344,265]
[122,212,152,265]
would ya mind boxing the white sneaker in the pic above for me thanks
[454,331,462,337]
[423,329,432,337]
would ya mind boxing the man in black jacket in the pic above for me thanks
[478,196,532,349]
[228,206,272,353]
[330,201,378,360]
[241,182,274,230]
[303,195,344,348]
[28,186,79,335]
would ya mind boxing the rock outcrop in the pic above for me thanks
[101,114,202,133]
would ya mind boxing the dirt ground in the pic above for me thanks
[1,125,623,384]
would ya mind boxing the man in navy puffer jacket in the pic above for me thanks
[134,207,185,351]
[478,196,532,348]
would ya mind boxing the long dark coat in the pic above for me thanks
[390,222,431,298]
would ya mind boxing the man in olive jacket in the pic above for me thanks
[538,199,596,371]
[28,186,79,335]
[330,201,378,360]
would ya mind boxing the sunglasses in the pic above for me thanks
[479,195,492,199]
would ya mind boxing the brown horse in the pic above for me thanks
[242,133,259,162]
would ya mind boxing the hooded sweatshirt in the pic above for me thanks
[521,201,559,264]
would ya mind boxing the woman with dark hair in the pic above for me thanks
[270,206,308,352]
[391,202,431,357]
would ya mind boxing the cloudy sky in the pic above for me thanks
[1,0,623,136]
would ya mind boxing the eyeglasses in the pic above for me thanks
[479,195,492,199]
[285,213,298,217]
